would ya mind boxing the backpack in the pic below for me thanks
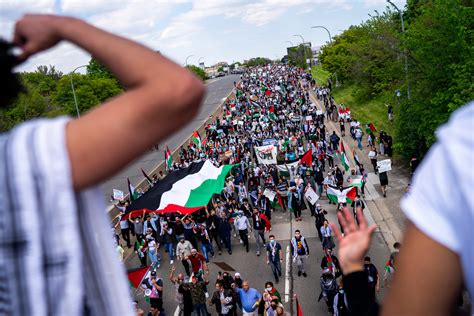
[321,277,338,297]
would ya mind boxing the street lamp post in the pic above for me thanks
[293,34,309,70]
[70,65,87,118]
[387,0,410,100]
[284,40,294,47]
[185,54,194,66]
[311,25,339,87]
[198,57,205,69]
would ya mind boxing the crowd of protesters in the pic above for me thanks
[114,64,403,315]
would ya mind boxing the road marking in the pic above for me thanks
[285,245,291,303]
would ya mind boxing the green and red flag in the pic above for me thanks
[300,149,312,167]
[165,146,173,171]
[127,177,140,201]
[339,142,350,171]
[268,105,277,121]
[327,185,357,204]
[127,266,150,288]
[191,130,202,149]
[365,122,377,134]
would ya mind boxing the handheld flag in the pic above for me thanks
[191,131,202,149]
[127,266,150,288]
[300,149,312,167]
[339,142,350,171]
[127,177,140,201]
[327,185,357,204]
[141,168,153,185]
[165,146,173,171]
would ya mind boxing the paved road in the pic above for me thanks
[101,75,240,202]
[124,196,390,315]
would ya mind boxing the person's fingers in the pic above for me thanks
[331,220,343,242]
[342,206,357,233]
[356,207,368,229]
[367,224,377,237]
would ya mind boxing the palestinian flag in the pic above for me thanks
[126,161,234,214]
[165,146,173,171]
[268,105,277,121]
[128,266,150,288]
[141,168,153,186]
[366,122,377,134]
[327,185,357,204]
[127,178,140,201]
[276,160,299,177]
[339,142,350,171]
[296,296,303,316]
[191,131,202,148]
[300,149,312,167]
[348,175,364,188]
[352,148,361,167]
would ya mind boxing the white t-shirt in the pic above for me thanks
[400,102,474,305]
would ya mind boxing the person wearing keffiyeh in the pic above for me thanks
[0,14,204,316]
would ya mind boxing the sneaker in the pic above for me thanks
[218,251,222,255]
[302,272,307,277]
[298,271,302,277]
[228,251,232,255]
[256,251,260,256]
[240,239,243,244]
[170,260,174,265]
[279,271,282,277]
[234,234,237,238]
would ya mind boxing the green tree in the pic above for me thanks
[287,45,312,69]
[186,65,208,81]
[245,57,271,67]
[86,57,114,79]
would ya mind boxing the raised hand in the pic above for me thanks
[13,14,64,61]
[330,207,377,274]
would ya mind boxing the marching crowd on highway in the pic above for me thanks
[115,65,401,316]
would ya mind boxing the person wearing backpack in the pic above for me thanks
[318,268,338,314]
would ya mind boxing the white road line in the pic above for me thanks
[284,245,291,303]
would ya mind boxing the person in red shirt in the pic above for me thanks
[188,248,209,275]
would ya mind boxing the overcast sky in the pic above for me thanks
[1,0,406,73]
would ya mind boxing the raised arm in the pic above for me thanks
[13,14,205,190]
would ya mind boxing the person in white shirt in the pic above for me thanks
[235,212,251,253]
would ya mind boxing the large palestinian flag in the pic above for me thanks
[126,160,234,214]
[327,185,357,204]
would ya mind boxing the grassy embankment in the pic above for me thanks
[311,65,397,137]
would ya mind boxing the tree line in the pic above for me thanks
[318,0,473,159]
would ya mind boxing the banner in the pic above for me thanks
[304,187,319,205]
[377,159,392,173]
[113,189,124,200]
[263,188,277,202]
[255,145,278,165]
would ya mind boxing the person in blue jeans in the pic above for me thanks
[233,280,262,315]
[197,223,215,263]
[160,223,174,264]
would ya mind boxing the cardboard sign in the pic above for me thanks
[305,115,313,121]
[377,159,392,173]
[263,189,277,202]
[304,187,319,205]
[113,189,124,201]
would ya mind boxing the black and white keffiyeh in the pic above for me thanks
[0,117,133,316]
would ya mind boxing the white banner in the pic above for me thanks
[377,159,392,173]
[113,189,124,200]
[255,145,278,165]
[263,189,277,202]
[304,187,319,205]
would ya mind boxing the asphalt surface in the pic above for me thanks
[124,194,391,315]
[100,75,240,202]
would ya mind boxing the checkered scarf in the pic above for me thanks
[0,117,133,316]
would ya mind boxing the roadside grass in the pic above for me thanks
[311,65,331,86]
[331,85,398,138]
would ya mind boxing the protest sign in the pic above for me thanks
[113,189,124,201]
[255,145,277,165]
[304,187,319,205]
[377,159,392,173]
[263,189,277,202]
